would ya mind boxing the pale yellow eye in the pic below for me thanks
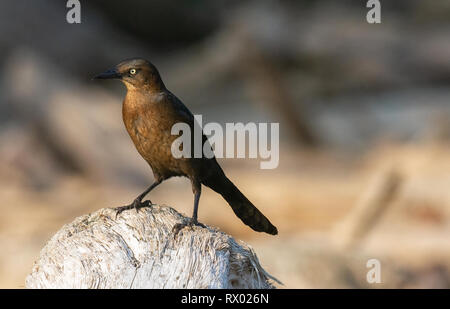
[130,69,136,75]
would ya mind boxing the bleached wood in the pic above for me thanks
[26,205,278,289]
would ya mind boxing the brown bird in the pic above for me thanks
[94,58,277,235]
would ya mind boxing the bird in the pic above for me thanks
[94,58,277,235]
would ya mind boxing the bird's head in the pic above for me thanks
[94,58,165,91]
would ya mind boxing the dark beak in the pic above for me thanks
[93,68,122,80]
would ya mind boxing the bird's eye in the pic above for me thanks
[129,69,137,75]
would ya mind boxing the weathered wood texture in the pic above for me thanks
[26,205,278,289]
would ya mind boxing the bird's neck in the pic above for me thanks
[124,87,165,109]
[124,81,166,93]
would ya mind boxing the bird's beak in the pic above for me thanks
[93,68,122,80]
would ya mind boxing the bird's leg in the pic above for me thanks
[115,180,161,217]
[173,181,205,236]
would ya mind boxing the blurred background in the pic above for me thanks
[1,0,450,288]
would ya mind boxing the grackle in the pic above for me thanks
[94,59,277,235]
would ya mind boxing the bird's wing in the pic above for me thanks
[166,91,211,145]
[166,91,196,123]
[166,91,221,167]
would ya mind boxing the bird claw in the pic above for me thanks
[115,199,153,219]
[172,218,206,238]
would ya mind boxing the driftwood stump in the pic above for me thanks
[26,205,278,289]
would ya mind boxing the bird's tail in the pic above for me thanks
[203,172,278,235]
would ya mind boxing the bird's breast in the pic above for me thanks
[122,97,189,178]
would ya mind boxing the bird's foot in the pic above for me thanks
[172,218,206,238]
[115,199,153,218]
